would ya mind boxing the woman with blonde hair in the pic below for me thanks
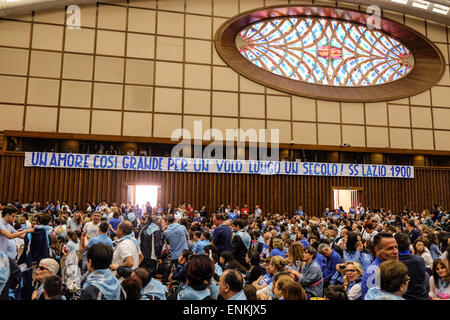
[269,238,286,258]
[272,274,294,300]
[252,255,286,291]
[342,261,364,300]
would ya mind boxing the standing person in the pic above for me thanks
[66,211,83,232]
[0,250,21,300]
[395,232,428,300]
[0,205,34,255]
[163,215,189,281]
[361,232,399,299]
[231,219,251,268]
[405,220,421,244]
[429,259,450,300]
[110,221,142,275]
[365,260,410,300]
[211,214,232,257]
[254,205,262,220]
[83,211,101,240]
[138,215,163,274]
[108,211,122,238]
[240,205,249,220]
[80,244,123,300]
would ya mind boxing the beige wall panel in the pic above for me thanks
[154,87,182,113]
[155,61,182,87]
[93,83,123,109]
[213,92,238,116]
[97,4,127,30]
[0,76,26,104]
[127,59,154,85]
[32,24,63,51]
[94,56,124,83]
[65,28,95,53]
[123,112,152,137]
[212,117,239,140]
[390,128,412,149]
[240,0,264,12]
[91,110,122,135]
[411,107,432,128]
[60,81,92,108]
[27,78,59,105]
[240,76,265,93]
[185,64,211,89]
[267,96,290,120]
[156,36,184,61]
[342,125,365,147]
[214,0,238,17]
[433,108,450,130]
[427,22,447,42]
[183,115,210,139]
[25,106,57,132]
[34,9,65,24]
[127,33,155,59]
[240,94,265,118]
[341,103,364,124]
[124,85,153,111]
[96,30,125,56]
[0,20,30,48]
[365,102,387,126]
[410,90,431,106]
[366,126,389,148]
[185,39,211,64]
[434,131,450,150]
[213,67,238,91]
[266,120,291,144]
[63,54,94,80]
[186,0,212,14]
[405,15,425,36]
[317,100,340,123]
[184,90,211,115]
[0,105,24,131]
[58,108,90,134]
[0,48,29,75]
[318,123,341,146]
[186,14,212,40]
[153,114,182,138]
[158,0,185,12]
[431,86,450,107]
[157,11,184,36]
[292,96,316,121]
[293,122,317,145]
[412,129,434,150]
[388,105,410,127]
[128,8,156,33]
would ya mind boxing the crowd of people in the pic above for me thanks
[0,199,449,301]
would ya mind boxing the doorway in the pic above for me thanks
[332,188,361,211]
[127,184,160,208]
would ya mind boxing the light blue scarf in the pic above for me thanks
[83,268,121,300]
[0,251,10,293]
[236,230,251,250]
[127,212,136,223]
[140,278,167,300]
[145,223,159,236]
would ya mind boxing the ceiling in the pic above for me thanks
[0,0,449,25]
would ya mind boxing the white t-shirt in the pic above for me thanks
[83,222,100,239]
[112,238,140,269]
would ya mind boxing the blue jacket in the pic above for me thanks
[361,257,383,300]
[193,240,210,255]
[344,250,373,272]
[165,223,189,260]
[323,250,342,282]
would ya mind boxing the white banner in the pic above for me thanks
[24,152,414,178]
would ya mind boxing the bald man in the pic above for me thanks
[110,221,143,275]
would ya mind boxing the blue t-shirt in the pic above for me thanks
[109,218,122,236]
[269,248,286,258]
[227,212,238,221]
[192,239,210,255]
[258,273,273,287]
[296,210,304,216]
[88,233,114,248]
[211,224,232,255]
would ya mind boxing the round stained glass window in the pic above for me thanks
[214,6,444,102]
[236,17,414,87]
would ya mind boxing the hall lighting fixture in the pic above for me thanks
[5,0,21,2]
[412,0,430,9]
[432,3,450,14]
[391,0,409,4]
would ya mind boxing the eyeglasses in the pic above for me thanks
[37,265,49,271]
